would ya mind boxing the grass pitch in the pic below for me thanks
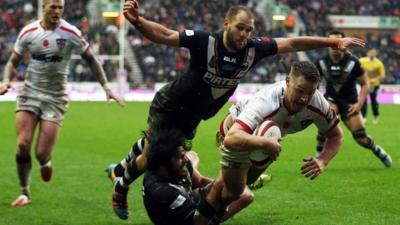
[0,102,399,225]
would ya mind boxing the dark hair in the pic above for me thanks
[147,126,186,171]
[328,30,345,38]
[290,61,321,83]
[225,5,254,22]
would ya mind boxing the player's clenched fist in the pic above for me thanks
[123,0,140,25]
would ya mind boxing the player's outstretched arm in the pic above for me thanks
[301,125,343,180]
[275,36,366,54]
[123,0,179,46]
[81,49,125,107]
[348,74,369,116]
[0,52,22,95]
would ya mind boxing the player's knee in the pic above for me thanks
[35,151,50,164]
[223,185,245,203]
[17,139,32,153]
[223,191,241,204]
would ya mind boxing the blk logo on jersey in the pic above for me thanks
[223,56,237,63]
[56,39,67,50]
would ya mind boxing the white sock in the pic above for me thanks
[41,160,52,168]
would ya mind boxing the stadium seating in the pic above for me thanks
[1,0,399,85]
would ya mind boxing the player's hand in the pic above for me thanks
[105,89,126,107]
[301,157,325,180]
[123,0,140,25]
[0,82,11,95]
[346,102,361,117]
[338,37,366,50]
[263,136,282,161]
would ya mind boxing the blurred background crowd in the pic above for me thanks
[1,0,399,87]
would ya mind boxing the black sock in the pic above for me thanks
[16,154,32,194]
[122,156,143,186]
[362,136,377,151]
[115,181,129,194]
[114,138,144,177]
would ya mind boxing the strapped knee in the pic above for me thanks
[352,129,375,148]
[352,128,367,140]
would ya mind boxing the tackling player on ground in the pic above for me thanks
[142,126,253,225]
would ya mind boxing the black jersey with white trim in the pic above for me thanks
[316,54,364,102]
[157,30,278,120]
[143,162,196,225]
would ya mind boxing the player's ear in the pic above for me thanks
[223,18,229,29]
[285,76,290,86]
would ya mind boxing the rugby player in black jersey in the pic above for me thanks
[142,126,253,225]
[315,30,392,168]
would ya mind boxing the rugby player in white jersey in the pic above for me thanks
[0,0,124,207]
[215,61,343,214]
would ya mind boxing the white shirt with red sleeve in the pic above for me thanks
[228,81,339,136]
[15,19,89,97]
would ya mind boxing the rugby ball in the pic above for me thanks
[249,120,281,168]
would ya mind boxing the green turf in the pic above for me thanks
[0,102,399,225]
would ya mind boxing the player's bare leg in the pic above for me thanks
[370,90,379,124]
[344,113,392,167]
[12,111,39,207]
[35,120,61,182]
[221,186,254,222]
[220,167,249,215]
[247,165,272,190]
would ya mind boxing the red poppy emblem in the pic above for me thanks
[43,39,49,47]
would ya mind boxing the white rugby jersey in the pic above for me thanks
[220,81,339,137]
[14,19,89,95]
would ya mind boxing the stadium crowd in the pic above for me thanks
[283,0,400,84]
[126,0,295,86]
[0,0,121,83]
[1,0,399,85]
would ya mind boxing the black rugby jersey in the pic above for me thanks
[316,54,364,102]
[143,162,198,225]
[155,30,278,120]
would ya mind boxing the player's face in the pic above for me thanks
[368,49,377,59]
[286,75,317,113]
[224,11,254,51]
[43,0,64,25]
[166,147,190,179]
[328,34,344,60]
